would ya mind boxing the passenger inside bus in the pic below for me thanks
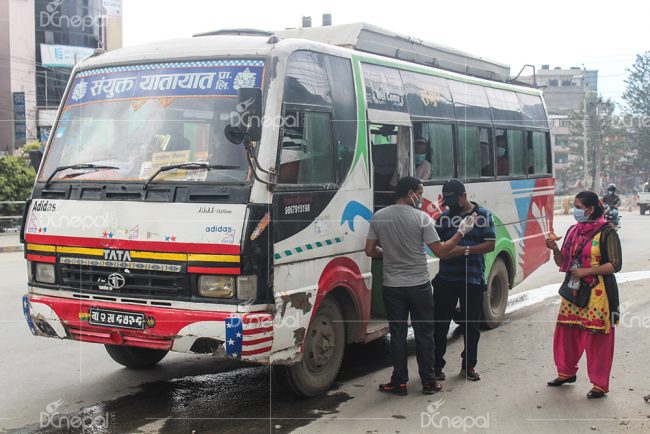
[414,138,431,180]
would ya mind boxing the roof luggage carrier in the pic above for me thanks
[276,22,511,83]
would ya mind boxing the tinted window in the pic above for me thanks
[324,55,356,182]
[479,127,493,177]
[486,88,523,126]
[362,63,407,112]
[506,130,525,176]
[448,81,491,123]
[458,126,480,179]
[279,110,334,184]
[284,51,332,106]
[528,131,549,174]
[401,71,455,119]
[416,123,454,180]
[518,93,548,128]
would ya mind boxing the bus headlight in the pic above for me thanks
[198,275,234,298]
[34,263,56,284]
[236,275,257,300]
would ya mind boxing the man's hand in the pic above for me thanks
[457,212,477,236]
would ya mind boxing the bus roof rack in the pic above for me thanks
[276,22,511,83]
[193,28,274,37]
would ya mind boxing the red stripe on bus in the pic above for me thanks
[26,253,56,263]
[187,266,240,275]
[243,326,273,335]
[241,346,272,356]
[242,336,273,346]
[24,234,240,255]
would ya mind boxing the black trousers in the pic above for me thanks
[433,277,484,370]
[382,282,436,384]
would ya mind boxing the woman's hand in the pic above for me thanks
[570,268,591,279]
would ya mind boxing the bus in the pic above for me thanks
[21,23,554,397]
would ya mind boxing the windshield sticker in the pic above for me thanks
[65,60,264,108]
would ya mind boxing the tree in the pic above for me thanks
[0,154,35,216]
[622,51,650,183]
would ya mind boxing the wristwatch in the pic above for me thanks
[464,246,470,256]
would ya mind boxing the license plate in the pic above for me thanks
[88,308,145,330]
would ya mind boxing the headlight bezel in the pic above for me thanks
[198,275,235,298]
[34,262,56,284]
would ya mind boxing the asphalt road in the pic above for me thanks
[1,211,649,433]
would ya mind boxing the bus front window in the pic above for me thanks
[40,60,265,184]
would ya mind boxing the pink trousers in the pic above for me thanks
[553,325,615,392]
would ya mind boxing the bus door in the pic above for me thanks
[367,110,413,318]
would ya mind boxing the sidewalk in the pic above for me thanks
[0,233,22,253]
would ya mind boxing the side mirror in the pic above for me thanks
[226,87,263,145]
[29,150,43,172]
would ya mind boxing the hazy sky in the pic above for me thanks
[123,0,649,107]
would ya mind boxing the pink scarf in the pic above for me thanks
[559,217,608,282]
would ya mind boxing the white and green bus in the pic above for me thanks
[22,23,554,397]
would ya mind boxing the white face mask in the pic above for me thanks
[410,192,423,209]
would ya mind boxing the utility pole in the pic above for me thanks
[582,66,589,188]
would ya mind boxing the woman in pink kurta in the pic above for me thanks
[545,191,622,399]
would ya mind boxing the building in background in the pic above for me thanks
[520,65,598,193]
[0,0,122,155]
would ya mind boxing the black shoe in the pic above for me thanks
[422,381,442,395]
[459,367,481,381]
[587,389,606,399]
[435,368,446,381]
[547,376,577,387]
[378,382,407,396]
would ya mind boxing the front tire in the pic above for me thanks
[275,297,345,397]
[105,344,168,369]
[482,258,509,329]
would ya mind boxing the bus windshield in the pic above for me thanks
[39,59,265,184]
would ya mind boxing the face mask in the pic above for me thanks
[449,202,462,214]
[608,190,615,195]
[410,192,423,209]
[572,208,587,222]
[497,147,506,158]
[415,154,426,165]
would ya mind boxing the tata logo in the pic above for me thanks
[104,250,132,261]
[106,273,126,290]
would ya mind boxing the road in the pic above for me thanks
[1,211,649,433]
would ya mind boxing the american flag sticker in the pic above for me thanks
[225,314,273,359]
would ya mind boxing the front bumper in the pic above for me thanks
[22,294,274,362]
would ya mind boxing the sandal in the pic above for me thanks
[547,376,577,387]
[587,388,606,399]
[422,381,443,395]
[435,368,446,381]
[460,367,481,381]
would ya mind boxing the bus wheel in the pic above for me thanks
[482,258,509,329]
[105,344,168,369]
[276,297,345,397]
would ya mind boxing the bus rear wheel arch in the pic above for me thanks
[275,296,345,397]
[482,257,510,329]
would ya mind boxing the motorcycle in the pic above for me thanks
[604,204,620,230]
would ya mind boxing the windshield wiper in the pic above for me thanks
[143,162,240,189]
[44,163,119,188]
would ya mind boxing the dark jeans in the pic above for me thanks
[433,277,484,370]
[382,282,436,384]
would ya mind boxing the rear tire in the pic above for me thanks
[275,297,345,397]
[105,344,168,369]
[482,258,509,329]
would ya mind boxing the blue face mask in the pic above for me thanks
[415,154,426,165]
[497,147,506,158]
[572,208,587,222]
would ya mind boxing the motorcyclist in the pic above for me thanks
[602,183,621,226]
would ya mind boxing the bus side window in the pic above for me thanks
[417,122,454,180]
[458,125,480,179]
[528,131,550,175]
[279,110,335,185]
[506,130,525,176]
[496,129,508,176]
[479,127,493,177]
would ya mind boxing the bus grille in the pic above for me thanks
[59,264,189,299]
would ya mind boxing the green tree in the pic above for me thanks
[0,155,35,216]
[622,51,650,182]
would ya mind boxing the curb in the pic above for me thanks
[0,245,22,253]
